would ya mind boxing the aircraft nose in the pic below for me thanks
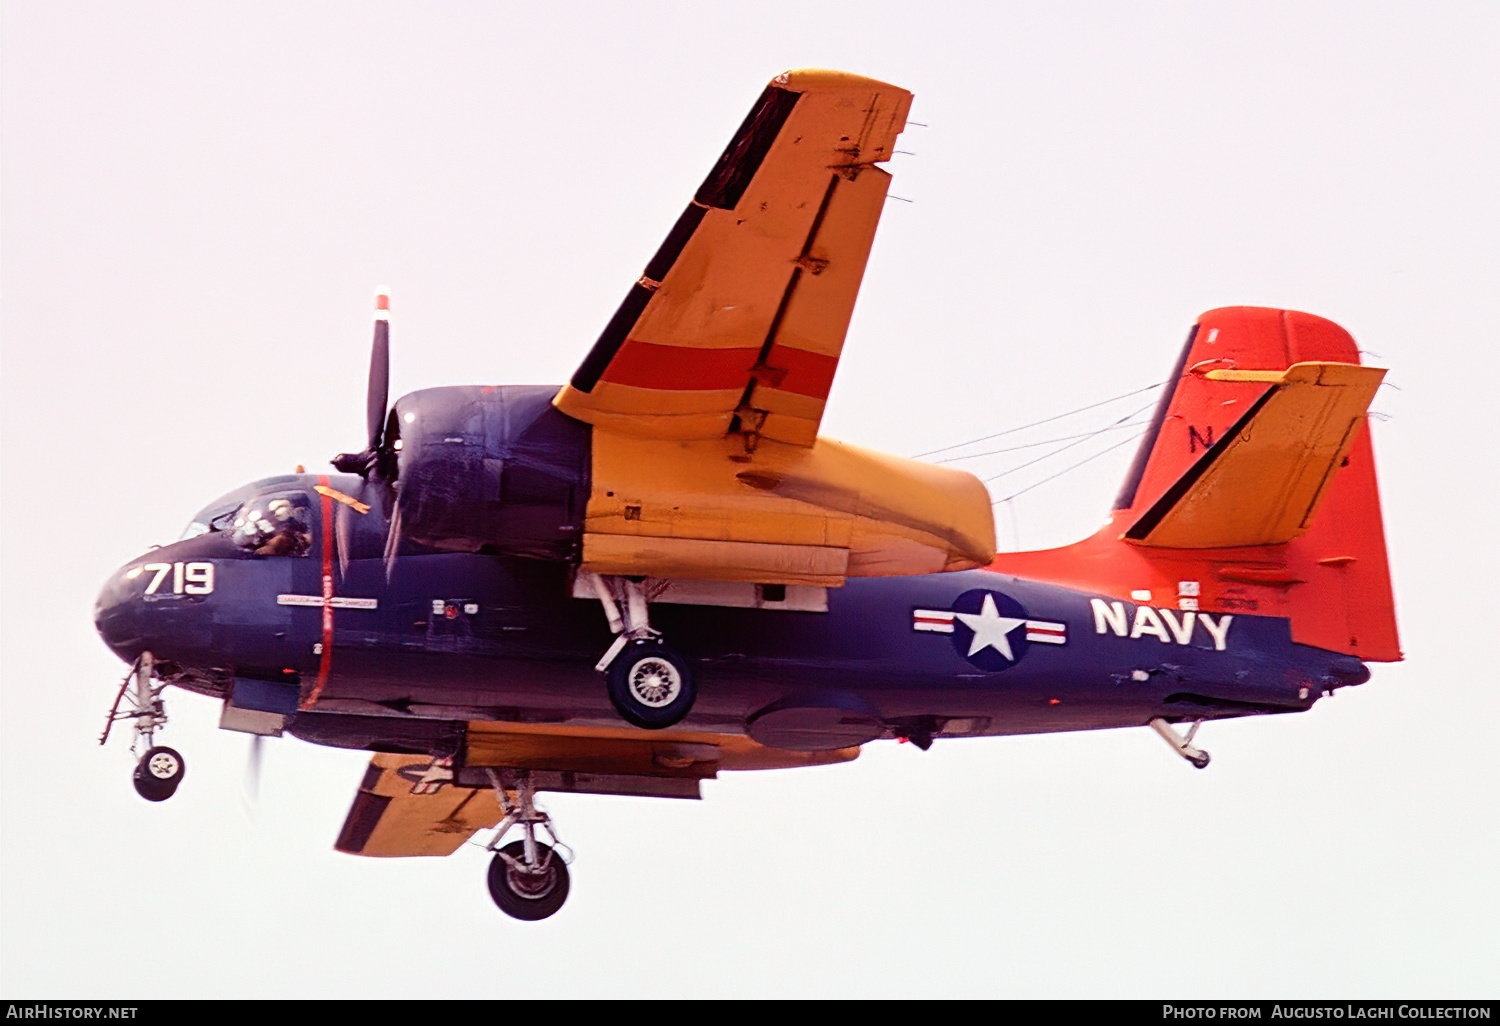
[95,563,149,664]
[96,551,229,670]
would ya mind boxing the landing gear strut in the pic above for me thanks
[584,574,697,729]
[480,771,572,921]
[1149,717,1210,769]
[101,652,188,801]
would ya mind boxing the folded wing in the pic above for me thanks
[554,69,913,450]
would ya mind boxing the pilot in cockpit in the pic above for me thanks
[228,494,312,556]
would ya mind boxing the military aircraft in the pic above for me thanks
[95,69,1400,921]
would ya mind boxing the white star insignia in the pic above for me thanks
[953,593,1027,661]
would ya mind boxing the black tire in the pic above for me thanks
[605,640,696,729]
[133,746,185,802]
[1189,752,1211,769]
[487,840,570,921]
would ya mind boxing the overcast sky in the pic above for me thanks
[3,0,1496,999]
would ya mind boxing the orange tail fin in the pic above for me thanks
[992,307,1401,662]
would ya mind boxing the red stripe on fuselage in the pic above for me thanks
[299,476,336,710]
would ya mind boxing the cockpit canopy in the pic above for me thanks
[228,493,313,555]
[177,476,316,556]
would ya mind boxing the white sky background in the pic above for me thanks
[3,0,1496,999]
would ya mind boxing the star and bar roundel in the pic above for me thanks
[912,590,1067,671]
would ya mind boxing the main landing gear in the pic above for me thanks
[1149,717,1211,769]
[480,771,573,921]
[584,574,697,729]
[101,652,188,801]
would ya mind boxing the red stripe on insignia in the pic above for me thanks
[913,610,955,633]
[600,340,838,399]
[1025,620,1067,645]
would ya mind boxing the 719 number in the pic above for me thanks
[137,561,214,596]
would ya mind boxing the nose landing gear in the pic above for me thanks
[101,652,188,801]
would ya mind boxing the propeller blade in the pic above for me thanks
[241,733,265,816]
[367,290,391,452]
[383,497,403,583]
[332,289,395,479]
[335,502,350,579]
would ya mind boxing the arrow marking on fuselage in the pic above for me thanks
[277,594,379,610]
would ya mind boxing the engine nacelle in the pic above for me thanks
[389,385,590,560]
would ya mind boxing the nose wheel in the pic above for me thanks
[133,746,186,801]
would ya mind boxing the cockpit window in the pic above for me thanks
[180,482,263,541]
[228,492,313,556]
[178,507,238,541]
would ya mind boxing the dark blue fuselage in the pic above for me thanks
[95,482,1366,752]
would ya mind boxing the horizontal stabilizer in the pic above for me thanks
[1125,362,1385,548]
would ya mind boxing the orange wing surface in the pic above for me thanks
[554,69,913,450]
[335,733,863,857]
[335,753,502,858]
[549,71,996,586]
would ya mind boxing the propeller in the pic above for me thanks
[330,289,405,579]
[332,290,396,481]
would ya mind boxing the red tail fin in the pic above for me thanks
[991,307,1401,661]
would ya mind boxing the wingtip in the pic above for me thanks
[771,68,909,97]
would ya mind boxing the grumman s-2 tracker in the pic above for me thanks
[95,69,1400,921]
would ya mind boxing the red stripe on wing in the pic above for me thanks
[599,340,837,399]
